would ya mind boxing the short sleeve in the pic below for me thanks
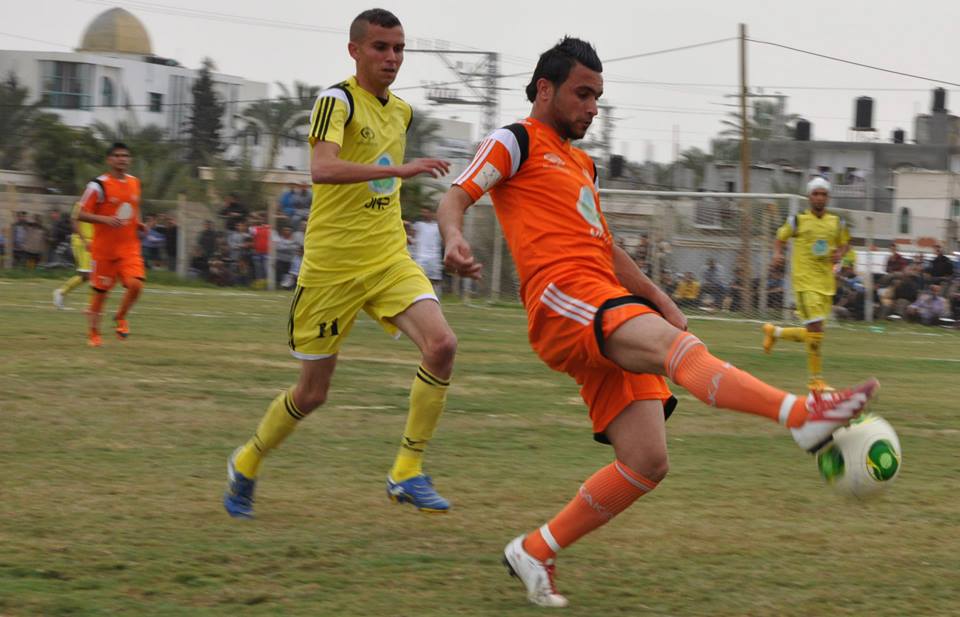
[79,180,104,214]
[308,91,350,147]
[453,124,529,200]
[776,216,795,242]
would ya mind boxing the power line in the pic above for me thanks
[748,38,960,88]
[0,31,74,50]
[603,37,737,64]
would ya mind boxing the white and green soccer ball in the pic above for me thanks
[816,414,902,499]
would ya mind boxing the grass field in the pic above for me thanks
[1,276,958,616]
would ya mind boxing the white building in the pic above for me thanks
[0,7,307,171]
[892,170,960,251]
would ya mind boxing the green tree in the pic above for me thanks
[30,114,103,193]
[720,98,800,142]
[90,121,197,199]
[186,58,225,168]
[398,109,444,218]
[240,81,317,170]
[210,154,267,211]
[0,72,40,169]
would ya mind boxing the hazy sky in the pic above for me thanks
[5,0,960,161]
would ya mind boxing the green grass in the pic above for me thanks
[1,277,958,616]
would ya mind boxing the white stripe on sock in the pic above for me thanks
[539,524,562,553]
[779,393,798,426]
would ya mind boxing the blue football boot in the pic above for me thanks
[386,474,450,513]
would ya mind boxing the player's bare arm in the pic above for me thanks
[77,209,123,228]
[772,237,786,268]
[311,140,450,184]
[612,244,686,331]
[437,185,483,279]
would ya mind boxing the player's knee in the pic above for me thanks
[424,330,457,366]
[126,277,144,295]
[621,451,669,484]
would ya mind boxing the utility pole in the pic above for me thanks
[738,23,754,309]
[407,47,500,136]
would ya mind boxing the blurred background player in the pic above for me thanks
[75,142,145,347]
[223,8,457,519]
[762,177,850,391]
[438,36,878,608]
[52,200,95,309]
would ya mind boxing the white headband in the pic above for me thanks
[807,177,831,194]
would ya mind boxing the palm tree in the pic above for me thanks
[720,98,800,142]
[90,121,197,199]
[240,81,318,170]
[678,147,713,189]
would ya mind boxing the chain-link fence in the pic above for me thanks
[460,189,960,325]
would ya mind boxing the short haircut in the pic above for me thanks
[525,36,602,102]
[107,142,129,156]
[349,8,402,41]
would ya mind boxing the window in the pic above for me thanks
[101,77,114,107]
[725,181,735,193]
[149,92,163,112]
[39,61,92,109]
[899,207,911,234]
[952,199,960,218]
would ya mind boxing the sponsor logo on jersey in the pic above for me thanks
[368,153,397,195]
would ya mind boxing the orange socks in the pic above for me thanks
[115,278,143,320]
[523,461,658,562]
[665,332,807,428]
[88,291,107,332]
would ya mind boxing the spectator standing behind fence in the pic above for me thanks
[886,245,908,274]
[249,213,270,288]
[228,220,254,286]
[48,209,72,264]
[905,285,947,325]
[12,211,29,266]
[219,193,248,231]
[273,225,297,285]
[412,207,443,297]
[700,257,726,307]
[279,184,297,220]
[163,214,178,271]
[142,214,166,269]
[24,214,48,269]
[198,220,218,259]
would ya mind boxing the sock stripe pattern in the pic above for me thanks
[416,365,450,387]
[283,388,305,420]
[665,332,807,427]
[524,461,659,562]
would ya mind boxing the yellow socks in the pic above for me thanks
[389,365,450,481]
[235,388,305,478]
[778,326,807,342]
[60,275,84,295]
[805,331,824,380]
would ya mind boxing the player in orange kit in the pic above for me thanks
[436,37,880,608]
[76,142,145,347]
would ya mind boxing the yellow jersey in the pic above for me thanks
[300,75,414,286]
[71,201,94,243]
[777,210,850,295]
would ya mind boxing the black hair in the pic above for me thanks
[525,36,602,102]
[350,8,402,41]
[107,142,129,156]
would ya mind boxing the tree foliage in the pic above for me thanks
[240,81,317,170]
[185,58,225,168]
[0,72,41,170]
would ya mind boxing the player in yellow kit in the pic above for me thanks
[224,8,457,518]
[52,202,95,309]
[763,177,850,391]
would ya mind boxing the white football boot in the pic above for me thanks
[503,535,568,608]
[791,378,880,453]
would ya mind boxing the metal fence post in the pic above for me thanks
[490,212,503,303]
[864,215,875,322]
[176,193,187,279]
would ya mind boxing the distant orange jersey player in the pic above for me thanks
[79,173,143,262]
[75,143,146,347]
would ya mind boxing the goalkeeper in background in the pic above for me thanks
[762,177,850,391]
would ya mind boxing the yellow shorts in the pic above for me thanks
[71,235,92,273]
[795,290,832,324]
[288,257,437,360]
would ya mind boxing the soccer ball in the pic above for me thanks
[816,414,902,499]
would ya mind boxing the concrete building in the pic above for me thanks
[0,7,306,170]
[713,89,960,216]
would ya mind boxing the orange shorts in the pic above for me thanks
[91,254,146,292]
[526,274,675,441]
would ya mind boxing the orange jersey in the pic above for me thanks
[454,117,615,304]
[80,173,142,261]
